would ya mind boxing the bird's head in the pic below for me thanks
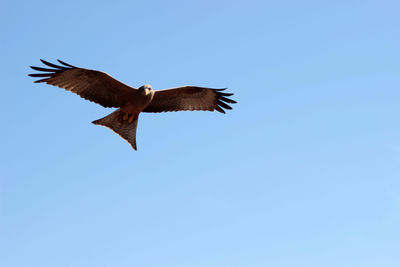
[139,84,153,96]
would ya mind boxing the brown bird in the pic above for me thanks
[29,59,236,150]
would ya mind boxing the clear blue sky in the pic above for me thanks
[1,0,400,266]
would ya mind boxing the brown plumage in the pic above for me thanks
[29,59,236,150]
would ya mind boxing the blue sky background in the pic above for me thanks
[1,0,400,266]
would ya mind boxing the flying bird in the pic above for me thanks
[28,59,236,150]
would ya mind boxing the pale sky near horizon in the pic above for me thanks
[1,1,400,266]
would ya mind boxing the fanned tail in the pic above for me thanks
[92,110,139,150]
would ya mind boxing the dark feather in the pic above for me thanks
[30,66,59,72]
[214,105,225,113]
[34,78,51,83]
[218,92,234,97]
[40,59,68,70]
[217,101,232,110]
[28,73,54,77]
[57,59,77,68]
[219,96,237,103]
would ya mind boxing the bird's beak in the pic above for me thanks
[144,88,150,95]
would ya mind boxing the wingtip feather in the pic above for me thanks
[39,59,52,65]
[215,106,226,113]
[33,78,50,83]
[57,59,76,68]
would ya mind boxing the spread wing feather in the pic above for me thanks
[28,59,136,108]
[143,86,236,113]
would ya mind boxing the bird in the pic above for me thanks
[28,59,236,150]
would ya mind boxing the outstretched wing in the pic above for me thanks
[143,86,236,113]
[28,59,136,108]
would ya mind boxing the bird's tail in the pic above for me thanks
[92,109,139,150]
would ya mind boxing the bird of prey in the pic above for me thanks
[28,59,236,150]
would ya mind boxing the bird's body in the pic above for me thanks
[29,60,236,150]
[120,85,154,115]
